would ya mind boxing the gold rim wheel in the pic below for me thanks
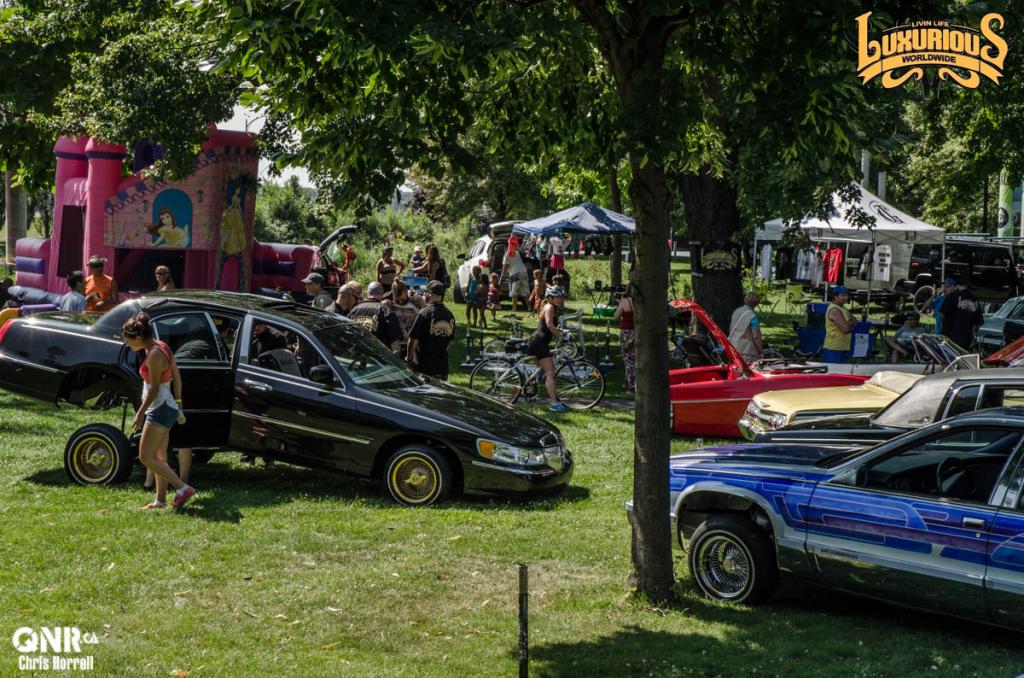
[71,436,115,483]
[390,455,440,504]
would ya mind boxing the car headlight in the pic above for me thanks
[768,412,788,429]
[477,439,547,466]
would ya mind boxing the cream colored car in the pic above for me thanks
[739,370,925,440]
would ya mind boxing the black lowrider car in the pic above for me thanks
[753,368,1024,447]
[0,291,572,505]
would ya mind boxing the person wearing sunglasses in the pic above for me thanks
[84,255,119,312]
[154,265,176,292]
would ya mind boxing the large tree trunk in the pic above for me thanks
[573,0,682,605]
[626,159,674,604]
[676,169,744,330]
[4,170,27,264]
[609,165,623,287]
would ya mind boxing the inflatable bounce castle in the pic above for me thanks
[15,125,315,298]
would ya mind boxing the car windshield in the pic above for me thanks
[314,324,421,388]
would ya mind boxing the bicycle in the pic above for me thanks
[482,314,581,360]
[469,336,606,410]
[481,314,528,359]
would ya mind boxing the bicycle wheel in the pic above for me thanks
[555,334,582,360]
[469,358,524,404]
[554,359,606,410]
[913,285,935,314]
[482,337,508,359]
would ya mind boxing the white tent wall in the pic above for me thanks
[754,183,944,293]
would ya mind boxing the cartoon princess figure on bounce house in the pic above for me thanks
[10,124,321,306]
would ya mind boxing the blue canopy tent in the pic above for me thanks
[511,202,635,237]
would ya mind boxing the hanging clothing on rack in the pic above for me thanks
[759,244,773,280]
[810,248,824,286]
[823,247,843,284]
[858,245,874,281]
[872,244,893,282]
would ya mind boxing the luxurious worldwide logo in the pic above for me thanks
[856,12,1007,89]
[11,627,98,672]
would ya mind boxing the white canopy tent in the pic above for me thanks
[758,183,944,246]
[756,184,945,299]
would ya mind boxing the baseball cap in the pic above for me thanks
[831,285,848,295]
[943,277,957,287]
[302,272,325,285]
[426,281,446,296]
[414,245,423,253]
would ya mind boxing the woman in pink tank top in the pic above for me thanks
[122,312,197,511]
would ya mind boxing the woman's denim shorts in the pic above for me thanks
[145,403,179,429]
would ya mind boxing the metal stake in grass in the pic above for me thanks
[518,563,528,678]
[460,323,483,369]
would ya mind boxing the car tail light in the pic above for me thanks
[0,319,12,346]
[479,259,489,267]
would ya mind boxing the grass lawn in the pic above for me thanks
[1,258,1022,676]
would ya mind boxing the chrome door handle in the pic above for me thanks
[962,517,986,529]
[243,379,272,393]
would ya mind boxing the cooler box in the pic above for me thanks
[593,304,615,318]
[402,275,429,290]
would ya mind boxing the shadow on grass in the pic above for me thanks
[530,584,1023,677]
[22,456,591,523]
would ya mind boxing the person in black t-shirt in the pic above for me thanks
[939,278,983,351]
[406,281,455,380]
[348,282,404,352]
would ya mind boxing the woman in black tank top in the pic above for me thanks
[527,286,568,412]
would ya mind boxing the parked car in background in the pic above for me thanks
[752,368,1024,447]
[0,291,573,505]
[454,221,524,303]
[975,294,1024,356]
[667,301,967,438]
[907,238,1019,308]
[630,408,1024,629]
[987,334,1024,367]
[739,370,924,439]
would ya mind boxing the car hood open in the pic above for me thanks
[370,380,559,447]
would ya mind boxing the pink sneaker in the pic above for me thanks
[172,485,197,510]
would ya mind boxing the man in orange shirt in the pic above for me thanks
[84,255,119,312]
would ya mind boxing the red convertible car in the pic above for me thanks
[669,300,868,437]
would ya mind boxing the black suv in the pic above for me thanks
[907,238,1018,304]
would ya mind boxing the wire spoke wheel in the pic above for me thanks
[469,358,523,403]
[696,535,752,600]
[391,457,438,504]
[71,436,115,482]
[554,359,605,410]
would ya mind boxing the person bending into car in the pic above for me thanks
[121,313,197,510]
[528,286,570,413]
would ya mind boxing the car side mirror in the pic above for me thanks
[457,253,467,260]
[309,365,335,386]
